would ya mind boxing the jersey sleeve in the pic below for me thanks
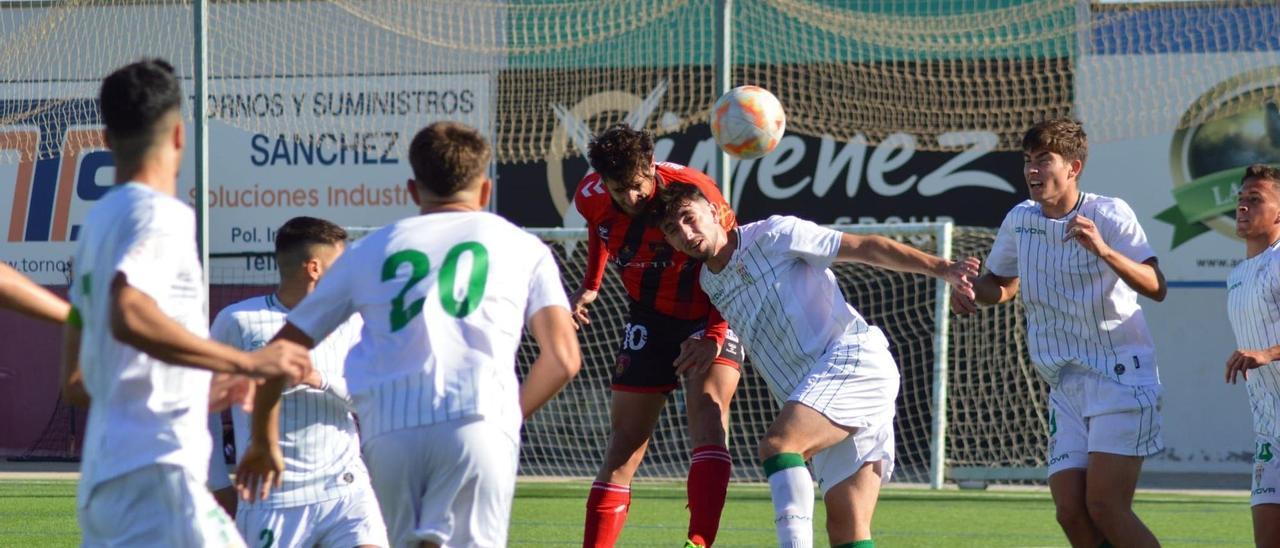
[526,243,571,320]
[208,308,244,350]
[574,178,611,292]
[773,216,842,270]
[114,206,190,303]
[1095,198,1157,264]
[287,249,358,344]
[581,224,609,292]
[985,209,1020,278]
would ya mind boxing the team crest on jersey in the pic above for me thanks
[1113,363,1126,375]
[597,224,611,243]
[734,262,756,285]
[614,353,631,376]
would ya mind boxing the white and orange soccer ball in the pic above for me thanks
[710,85,786,160]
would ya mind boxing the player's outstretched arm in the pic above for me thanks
[955,273,1021,313]
[837,233,979,288]
[109,273,312,380]
[0,262,70,324]
[520,305,582,419]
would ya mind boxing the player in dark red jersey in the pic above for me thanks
[573,125,743,548]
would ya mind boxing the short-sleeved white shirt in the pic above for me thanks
[699,215,890,402]
[286,211,570,441]
[210,294,365,508]
[70,183,211,508]
[1226,239,1280,442]
[986,192,1158,387]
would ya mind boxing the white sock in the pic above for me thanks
[766,460,814,548]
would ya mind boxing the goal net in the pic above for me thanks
[516,224,1045,484]
[208,223,1045,484]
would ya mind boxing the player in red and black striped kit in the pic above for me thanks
[572,125,744,548]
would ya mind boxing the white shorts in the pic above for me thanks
[810,420,895,496]
[235,482,388,548]
[1252,437,1280,506]
[1047,367,1163,476]
[787,338,900,430]
[80,464,245,548]
[362,418,518,548]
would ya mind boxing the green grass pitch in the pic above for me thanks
[0,479,1253,546]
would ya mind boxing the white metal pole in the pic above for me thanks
[194,0,209,315]
[714,0,732,201]
[929,222,955,489]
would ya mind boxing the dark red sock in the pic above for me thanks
[687,445,732,546]
[583,481,631,548]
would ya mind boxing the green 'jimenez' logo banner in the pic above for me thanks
[1161,68,1280,248]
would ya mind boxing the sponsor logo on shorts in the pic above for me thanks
[1048,453,1071,466]
[1255,487,1277,495]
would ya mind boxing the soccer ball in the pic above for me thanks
[710,85,786,160]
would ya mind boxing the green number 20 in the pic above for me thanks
[382,242,489,331]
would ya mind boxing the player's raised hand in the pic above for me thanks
[673,337,721,376]
[569,287,599,329]
[235,440,284,502]
[245,339,312,383]
[1226,348,1274,384]
[1064,214,1109,257]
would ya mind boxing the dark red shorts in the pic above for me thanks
[611,303,744,393]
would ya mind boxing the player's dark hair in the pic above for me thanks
[588,124,654,185]
[408,121,491,197]
[1243,163,1280,188]
[99,58,182,145]
[1022,118,1088,167]
[649,182,710,227]
[274,216,348,274]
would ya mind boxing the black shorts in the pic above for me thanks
[611,303,744,393]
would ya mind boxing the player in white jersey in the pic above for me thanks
[1223,164,1280,547]
[0,262,69,324]
[207,217,388,547]
[953,119,1167,548]
[66,59,311,547]
[236,121,582,548]
[651,182,979,548]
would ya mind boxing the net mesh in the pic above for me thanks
[514,225,1042,482]
[2,1,1277,163]
[207,225,1043,483]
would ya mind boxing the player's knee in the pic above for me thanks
[758,433,792,461]
[1084,496,1128,528]
[1055,503,1091,532]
